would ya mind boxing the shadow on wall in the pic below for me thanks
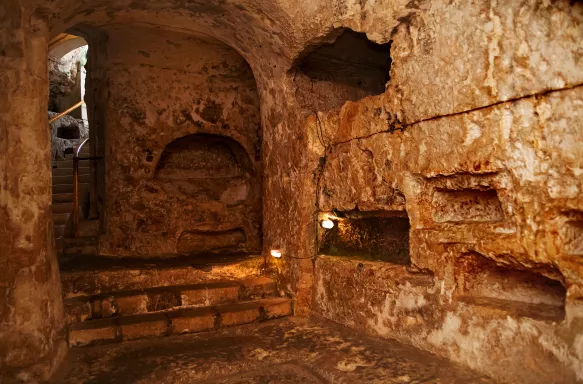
[154,133,257,255]
[293,28,392,111]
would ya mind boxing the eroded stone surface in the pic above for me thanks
[1,0,583,381]
[95,25,262,257]
[312,86,583,383]
[0,5,66,381]
[52,317,494,383]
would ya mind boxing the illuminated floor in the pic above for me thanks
[52,317,495,383]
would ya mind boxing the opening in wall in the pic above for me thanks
[293,28,392,111]
[48,34,89,162]
[432,188,504,223]
[154,134,259,256]
[455,252,566,321]
[318,210,410,265]
[155,134,251,180]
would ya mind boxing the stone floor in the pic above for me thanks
[52,317,497,383]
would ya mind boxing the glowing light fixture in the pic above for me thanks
[321,219,334,229]
[270,249,282,258]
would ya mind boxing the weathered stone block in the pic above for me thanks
[121,319,168,340]
[116,294,149,315]
[90,299,102,318]
[239,277,276,299]
[219,305,260,326]
[181,284,239,307]
[147,292,181,312]
[101,296,118,318]
[171,311,216,334]
[262,299,292,319]
[64,301,92,324]
[176,230,247,254]
[68,325,117,347]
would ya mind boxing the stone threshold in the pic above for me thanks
[61,254,266,297]
[60,253,264,272]
[64,277,277,323]
[65,276,275,303]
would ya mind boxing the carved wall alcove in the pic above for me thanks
[454,252,567,321]
[154,133,260,255]
[155,134,252,184]
[318,210,410,265]
[293,28,392,111]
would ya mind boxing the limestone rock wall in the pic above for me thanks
[48,46,86,114]
[1,0,582,380]
[303,1,583,382]
[0,3,66,381]
[98,26,262,257]
[49,112,88,160]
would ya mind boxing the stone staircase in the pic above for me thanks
[59,253,291,347]
[52,145,91,250]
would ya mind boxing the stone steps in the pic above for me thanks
[54,224,66,238]
[64,147,90,159]
[54,212,71,225]
[51,145,93,255]
[60,254,266,298]
[64,276,276,323]
[53,174,92,186]
[52,183,89,194]
[53,193,75,203]
[52,202,75,214]
[67,297,292,347]
[56,159,91,168]
[61,236,98,258]
[53,167,90,177]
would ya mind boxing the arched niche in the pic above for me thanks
[154,133,257,210]
[155,134,253,181]
[154,134,260,255]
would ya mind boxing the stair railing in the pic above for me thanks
[73,138,90,237]
[72,140,103,237]
[50,101,102,238]
[49,100,85,125]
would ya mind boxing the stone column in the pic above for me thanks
[0,2,66,381]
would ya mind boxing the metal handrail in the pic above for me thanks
[72,138,89,237]
[49,100,85,125]
[71,139,103,237]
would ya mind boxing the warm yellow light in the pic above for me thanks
[270,249,282,258]
[321,219,334,229]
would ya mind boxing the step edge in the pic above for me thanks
[67,297,291,329]
[63,280,244,304]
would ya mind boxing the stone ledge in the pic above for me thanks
[63,277,279,322]
[66,298,293,347]
[456,296,565,323]
[60,254,266,297]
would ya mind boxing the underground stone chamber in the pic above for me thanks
[2,1,583,383]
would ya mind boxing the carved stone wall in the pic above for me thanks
[0,3,66,381]
[1,0,582,381]
[98,25,262,257]
[304,2,583,382]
